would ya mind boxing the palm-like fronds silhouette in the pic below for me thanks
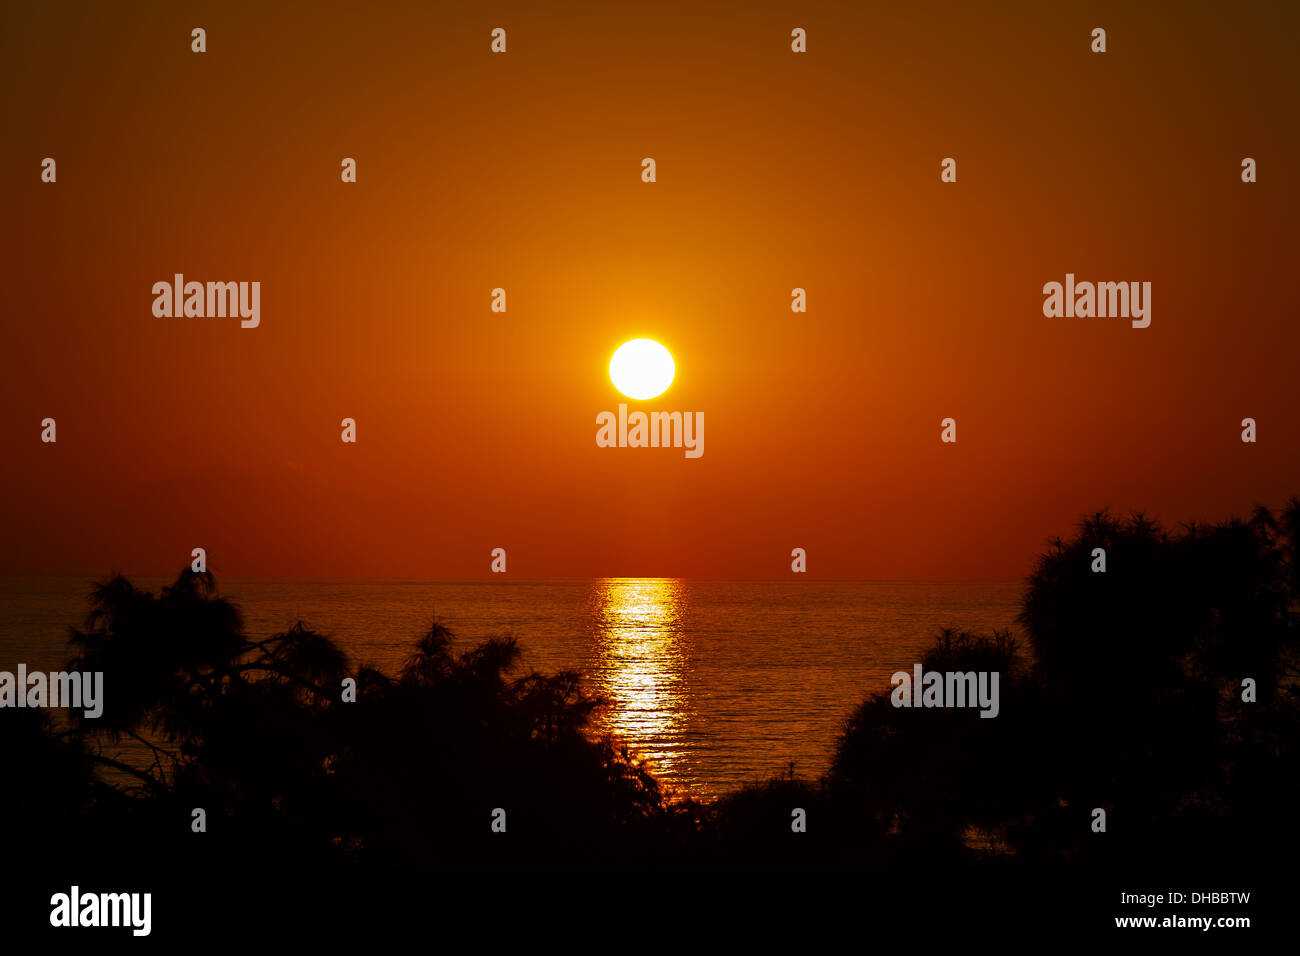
[10,497,1300,869]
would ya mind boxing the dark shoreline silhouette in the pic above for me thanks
[4,501,1298,872]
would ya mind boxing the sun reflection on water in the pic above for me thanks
[589,578,691,787]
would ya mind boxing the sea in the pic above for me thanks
[0,576,1024,800]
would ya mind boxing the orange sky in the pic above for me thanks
[2,1,1297,579]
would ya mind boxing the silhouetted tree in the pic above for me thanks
[12,499,1300,871]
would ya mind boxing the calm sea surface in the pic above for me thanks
[0,577,1023,799]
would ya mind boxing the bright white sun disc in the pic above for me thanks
[609,338,675,400]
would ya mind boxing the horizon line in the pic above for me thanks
[0,573,1025,585]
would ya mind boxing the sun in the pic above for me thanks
[609,338,675,400]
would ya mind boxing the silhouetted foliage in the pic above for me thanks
[6,498,1299,869]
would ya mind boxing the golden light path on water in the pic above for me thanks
[588,578,690,787]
